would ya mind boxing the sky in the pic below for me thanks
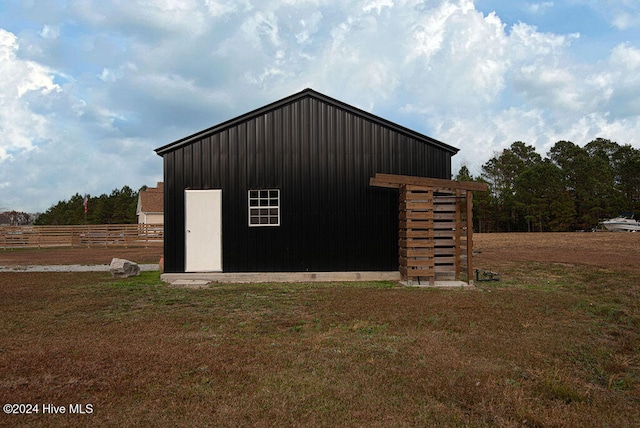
[1,0,639,212]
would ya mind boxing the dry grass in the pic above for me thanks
[0,246,162,266]
[1,233,639,427]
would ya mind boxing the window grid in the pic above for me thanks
[248,189,280,226]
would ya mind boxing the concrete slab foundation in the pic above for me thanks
[169,279,213,288]
[161,271,401,285]
[401,280,472,288]
[162,271,472,288]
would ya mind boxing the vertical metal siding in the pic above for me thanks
[162,96,453,273]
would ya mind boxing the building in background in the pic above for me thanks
[136,182,164,225]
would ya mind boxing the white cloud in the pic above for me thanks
[399,3,509,111]
[296,11,323,44]
[508,22,579,57]
[572,0,640,30]
[204,0,245,17]
[363,0,394,15]
[39,25,60,40]
[608,4,640,30]
[0,29,59,161]
[609,42,640,70]
[525,2,554,15]
[241,11,281,48]
[72,0,210,38]
[599,43,640,119]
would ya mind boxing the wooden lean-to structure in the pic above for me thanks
[370,173,488,286]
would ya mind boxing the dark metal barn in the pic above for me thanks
[155,88,458,274]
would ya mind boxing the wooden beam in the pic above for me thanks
[466,190,474,285]
[370,173,488,192]
[369,177,401,189]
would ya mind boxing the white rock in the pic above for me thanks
[109,258,141,278]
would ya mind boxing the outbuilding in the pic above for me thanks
[136,182,164,225]
[155,88,463,281]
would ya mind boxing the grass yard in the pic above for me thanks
[1,233,639,427]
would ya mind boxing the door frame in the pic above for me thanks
[184,189,223,272]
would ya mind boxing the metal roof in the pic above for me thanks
[155,88,459,156]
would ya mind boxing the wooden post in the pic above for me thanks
[455,188,462,281]
[466,190,474,285]
[398,185,407,284]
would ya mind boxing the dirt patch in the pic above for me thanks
[474,232,639,272]
[0,246,163,266]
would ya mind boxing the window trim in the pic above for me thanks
[248,189,280,227]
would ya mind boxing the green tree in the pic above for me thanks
[36,193,85,225]
[36,187,139,225]
[585,138,620,162]
[513,160,574,231]
[455,137,637,232]
[111,186,137,224]
[454,165,474,182]
[611,144,640,212]
[549,140,617,230]
[455,165,493,232]
[481,142,542,231]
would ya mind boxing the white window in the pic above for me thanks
[248,189,280,226]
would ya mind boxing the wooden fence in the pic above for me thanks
[0,224,163,249]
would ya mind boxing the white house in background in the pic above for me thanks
[136,182,164,225]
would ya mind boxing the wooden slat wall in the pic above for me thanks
[0,224,164,249]
[399,185,435,285]
[433,194,456,281]
[397,187,472,285]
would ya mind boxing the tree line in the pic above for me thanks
[0,211,37,226]
[35,186,141,225]
[15,138,640,231]
[457,138,640,232]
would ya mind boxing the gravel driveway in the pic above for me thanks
[0,264,159,272]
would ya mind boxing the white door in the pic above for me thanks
[185,189,222,272]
